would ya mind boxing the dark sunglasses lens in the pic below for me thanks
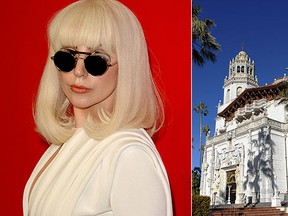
[53,51,75,72]
[85,55,108,76]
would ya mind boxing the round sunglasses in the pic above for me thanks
[51,49,117,76]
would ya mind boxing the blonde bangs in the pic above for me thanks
[49,0,116,56]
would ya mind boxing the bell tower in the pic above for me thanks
[222,49,258,108]
[215,49,259,134]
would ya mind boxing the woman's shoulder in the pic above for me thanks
[108,128,150,139]
[103,128,157,154]
[100,128,168,183]
[100,128,162,168]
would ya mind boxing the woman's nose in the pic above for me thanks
[73,57,88,78]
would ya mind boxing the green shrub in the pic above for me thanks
[192,195,211,216]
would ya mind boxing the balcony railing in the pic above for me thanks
[235,99,266,121]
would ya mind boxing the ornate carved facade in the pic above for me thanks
[200,50,288,205]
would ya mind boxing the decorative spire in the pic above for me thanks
[226,49,257,85]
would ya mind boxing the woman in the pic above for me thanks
[23,0,173,215]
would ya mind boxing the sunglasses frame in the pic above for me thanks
[51,49,117,76]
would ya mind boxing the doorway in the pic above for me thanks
[226,170,236,204]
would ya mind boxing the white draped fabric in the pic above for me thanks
[23,128,173,216]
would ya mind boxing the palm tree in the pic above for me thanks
[192,4,221,67]
[193,102,208,165]
[202,124,210,138]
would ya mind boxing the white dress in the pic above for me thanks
[23,128,173,216]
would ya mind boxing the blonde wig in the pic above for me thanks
[35,0,164,145]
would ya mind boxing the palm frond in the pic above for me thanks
[192,4,221,67]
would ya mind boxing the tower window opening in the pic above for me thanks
[237,66,240,72]
[241,66,244,72]
[237,86,243,96]
[226,89,231,103]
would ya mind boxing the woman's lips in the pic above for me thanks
[70,84,92,93]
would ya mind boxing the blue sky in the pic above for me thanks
[192,0,288,168]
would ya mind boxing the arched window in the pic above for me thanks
[241,66,244,72]
[237,66,240,72]
[237,86,243,96]
[226,89,231,103]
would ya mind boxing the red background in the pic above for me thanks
[0,1,191,215]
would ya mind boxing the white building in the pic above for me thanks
[200,50,288,205]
